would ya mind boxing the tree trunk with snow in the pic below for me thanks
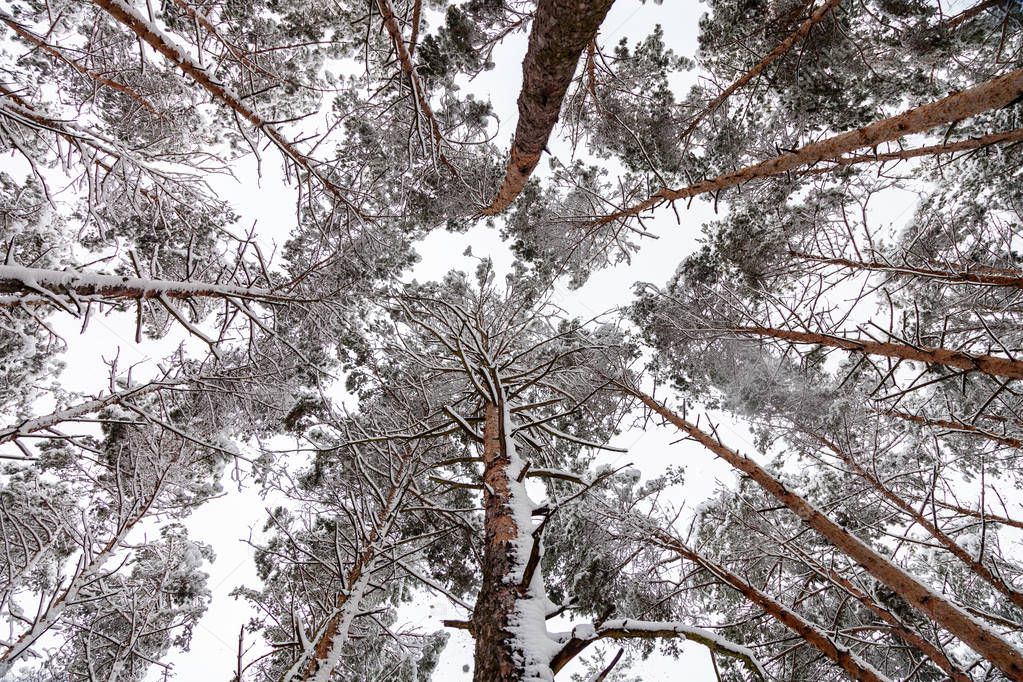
[724,325,1023,380]
[472,401,528,680]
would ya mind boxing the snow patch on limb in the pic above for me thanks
[503,404,561,681]
[549,619,768,680]
[0,265,283,302]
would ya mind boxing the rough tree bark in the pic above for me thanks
[723,325,1023,380]
[592,68,1023,227]
[625,386,1023,679]
[472,400,523,680]
[651,531,895,682]
[482,0,616,215]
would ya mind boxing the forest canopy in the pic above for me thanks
[0,0,1022,679]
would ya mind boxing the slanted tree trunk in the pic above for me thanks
[792,252,1023,288]
[788,543,972,681]
[652,531,896,682]
[91,0,361,213]
[798,127,1023,176]
[626,386,1023,679]
[725,325,1023,380]
[592,68,1023,226]
[678,0,844,142]
[812,433,1023,611]
[482,0,616,215]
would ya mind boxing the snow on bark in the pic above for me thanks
[550,619,769,680]
[472,393,559,681]
[0,264,283,303]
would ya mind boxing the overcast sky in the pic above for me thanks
[0,0,977,678]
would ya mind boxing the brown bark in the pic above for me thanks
[790,545,971,681]
[91,0,361,214]
[728,325,1023,380]
[471,401,521,680]
[945,0,1005,29]
[481,0,616,215]
[887,410,1023,449]
[302,472,405,679]
[628,387,1023,678]
[814,434,1023,612]
[591,68,1023,227]
[679,0,845,142]
[798,127,1023,175]
[792,251,1023,288]
[375,0,454,172]
[652,532,893,682]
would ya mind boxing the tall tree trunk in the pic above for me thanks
[592,68,1023,227]
[482,0,616,215]
[726,325,1023,380]
[627,387,1023,679]
[473,401,522,679]
[653,531,896,682]
[471,397,553,681]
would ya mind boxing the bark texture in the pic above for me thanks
[655,533,895,682]
[593,68,1023,226]
[471,401,521,680]
[728,325,1023,380]
[629,388,1023,679]
[482,0,616,215]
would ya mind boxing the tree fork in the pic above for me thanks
[626,386,1023,678]
[482,0,616,215]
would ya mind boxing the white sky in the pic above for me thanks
[0,0,981,678]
